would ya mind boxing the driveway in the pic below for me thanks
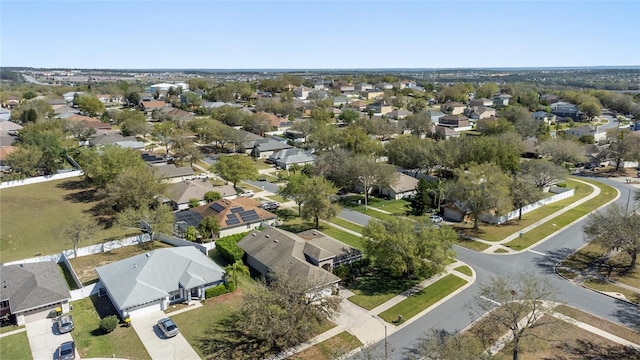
[26,318,77,360]
[131,312,200,360]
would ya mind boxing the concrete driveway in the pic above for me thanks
[25,318,78,360]
[131,312,200,360]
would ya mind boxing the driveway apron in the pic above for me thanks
[26,318,77,360]
[131,311,200,360]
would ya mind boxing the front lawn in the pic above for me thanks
[71,296,150,359]
[319,226,363,251]
[0,331,32,360]
[347,275,422,310]
[378,274,467,323]
[329,217,364,234]
[454,265,473,277]
[290,331,362,360]
[0,178,137,263]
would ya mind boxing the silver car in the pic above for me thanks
[57,314,74,334]
[157,317,179,338]
[58,341,75,360]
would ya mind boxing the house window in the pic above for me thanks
[168,290,181,302]
[0,300,8,309]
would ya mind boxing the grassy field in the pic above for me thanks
[456,237,491,251]
[347,276,422,310]
[290,331,362,360]
[329,217,364,233]
[71,296,150,359]
[0,178,137,263]
[0,331,32,360]
[319,226,363,251]
[378,275,467,323]
[454,265,473,277]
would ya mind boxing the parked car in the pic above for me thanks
[429,215,444,223]
[58,341,75,360]
[157,318,179,338]
[57,314,74,334]
[260,201,280,211]
[240,190,255,198]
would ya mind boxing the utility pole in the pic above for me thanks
[372,315,388,359]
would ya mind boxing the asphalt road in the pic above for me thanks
[364,177,639,359]
[243,179,280,194]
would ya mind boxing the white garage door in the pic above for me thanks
[23,303,59,323]
[127,301,162,319]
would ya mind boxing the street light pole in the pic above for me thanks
[372,314,388,359]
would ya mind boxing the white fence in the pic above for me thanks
[0,170,84,189]
[156,233,215,255]
[479,186,575,225]
[69,282,102,301]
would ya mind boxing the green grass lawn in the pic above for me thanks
[290,331,362,360]
[0,178,138,263]
[238,182,263,193]
[319,226,363,251]
[0,325,24,334]
[454,265,473,277]
[0,331,32,360]
[371,199,412,215]
[71,296,150,359]
[584,279,640,304]
[347,275,422,310]
[504,179,617,249]
[456,238,491,251]
[378,274,467,323]
[266,194,287,203]
[329,217,364,234]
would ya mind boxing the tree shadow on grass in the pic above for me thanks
[347,273,421,297]
[196,314,275,360]
[546,338,640,359]
[611,302,640,332]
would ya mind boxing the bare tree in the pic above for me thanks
[62,216,99,257]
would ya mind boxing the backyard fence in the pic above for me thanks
[479,186,575,225]
[0,170,84,189]
[156,233,215,255]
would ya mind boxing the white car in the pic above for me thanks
[429,215,443,223]
[240,190,255,198]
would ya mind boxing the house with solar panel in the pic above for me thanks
[174,197,277,238]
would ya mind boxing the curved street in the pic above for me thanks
[364,177,639,359]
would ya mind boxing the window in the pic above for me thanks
[168,290,181,302]
[0,300,9,309]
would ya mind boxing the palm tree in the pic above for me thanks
[224,261,250,291]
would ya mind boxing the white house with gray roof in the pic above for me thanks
[268,148,316,170]
[95,247,225,319]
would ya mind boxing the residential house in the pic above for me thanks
[96,94,123,105]
[0,120,21,147]
[380,172,419,200]
[62,91,83,103]
[492,94,512,108]
[355,83,373,92]
[154,164,195,183]
[440,102,467,115]
[5,95,20,109]
[268,148,316,169]
[435,125,461,139]
[95,247,224,319]
[346,100,368,111]
[521,138,541,159]
[46,98,67,110]
[551,102,582,121]
[257,111,293,132]
[469,98,494,107]
[564,125,607,142]
[337,83,355,92]
[375,82,394,90]
[293,86,313,100]
[387,109,412,120]
[149,83,189,93]
[0,262,71,325]
[174,197,277,238]
[465,106,496,120]
[168,180,219,210]
[141,152,169,166]
[313,81,327,91]
[532,111,555,125]
[438,114,471,131]
[160,107,195,123]
[367,102,393,116]
[393,80,416,90]
[243,136,292,158]
[365,90,384,100]
[66,114,112,130]
[140,100,167,114]
[333,97,348,108]
[88,132,141,148]
[237,227,348,293]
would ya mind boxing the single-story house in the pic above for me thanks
[0,262,71,325]
[551,102,581,120]
[465,106,496,120]
[174,197,277,238]
[237,227,346,294]
[387,109,412,120]
[89,132,138,147]
[95,247,225,319]
[168,180,237,210]
[154,164,195,182]
[532,111,555,125]
[243,137,292,158]
[63,91,84,103]
[564,125,607,142]
[380,172,420,200]
[469,98,494,107]
[141,151,169,166]
[268,148,316,170]
[66,114,112,130]
[140,100,167,113]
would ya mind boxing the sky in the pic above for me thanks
[1,0,639,69]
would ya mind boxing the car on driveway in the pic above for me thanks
[57,314,74,334]
[240,190,255,198]
[260,201,280,211]
[429,215,443,223]
[58,341,75,360]
[157,317,179,338]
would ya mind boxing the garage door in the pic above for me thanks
[127,301,162,319]
[23,303,59,323]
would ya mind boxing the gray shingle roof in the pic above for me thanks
[95,247,224,310]
[0,262,71,313]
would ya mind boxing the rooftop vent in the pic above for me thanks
[273,239,279,243]
[251,233,256,236]
[265,234,270,239]
[145,253,151,258]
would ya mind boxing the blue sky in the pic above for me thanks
[1,1,639,69]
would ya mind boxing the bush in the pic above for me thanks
[99,315,119,333]
[205,284,229,298]
[225,280,236,292]
[215,232,249,263]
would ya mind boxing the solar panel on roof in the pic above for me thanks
[227,214,239,221]
[230,207,244,213]
[210,203,226,212]
[239,210,260,222]
[226,218,241,226]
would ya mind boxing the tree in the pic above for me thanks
[300,176,339,229]
[278,173,308,215]
[62,215,99,258]
[405,111,433,137]
[120,111,151,138]
[340,126,382,155]
[204,191,222,203]
[243,112,273,136]
[173,139,202,167]
[539,138,586,165]
[338,109,359,125]
[473,271,560,360]
[100,167,168,212]
[77,145,146,187]
[184,226,199,241]
[224,260,249,290]
[250,144,261,161]
[19,108,38,123]
[114,205,175,240]
[407,98,427,113]
[579,101,602,120]
[66,120,97,142]
[181,92,202,110]
[188,198,201,208]
[5,145,42,177]
[362,217,456,279]
[212,155,258,188]
[198,216,221,241]
[519,160,567,188]
[605,129,640,171]
[475,83,499,99]
[351,156,398,208]
[411,178,431,215]
[152,121,175,155]
[385,136,438,173]
[415,329,489,360]
[511,177,542,220]
[482,117,515,135]
[126,91,141,107]
[74,94,105,117]
[584,204,640,269]
[446,163,511,230]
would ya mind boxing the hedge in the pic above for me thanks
[216,232,249,263]
[205,284,230,298]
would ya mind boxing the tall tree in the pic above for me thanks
[473,271,560,360]
[152,121,176,155]
[212,155,258,188]
[411,178,431,216]
[77,145,146,187]
[579,101,602,120]
[362,217,456,279]
[539,138,586,165]
[5,145,42,178]
[99,167,168,212]
[114,205,175,240]
[405,111,433,137]
[584,204,640,269]
[278,172,308,215]
[74,94,105,117]
[198,216,221,241]
[446,163,512,229]
[351,156,398,208]
[62,215,99,258]
[519,160,567,188]
[475,83,499,99]
[511,177,542,220]
[605,129,640,171]
[300,176,339,229]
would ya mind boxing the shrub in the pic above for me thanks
[188,198,201,208]
[215,232,249,263]
[225,280,236,292]
[204,191,222,203]
[205,284,229,298]
[99,315,119,333]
